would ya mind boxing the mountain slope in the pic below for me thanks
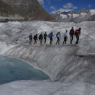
[0,0,14,16]
[88,14,95,21]
[2,0,57,21]
[0,0,23,20]
[52,9,95,23]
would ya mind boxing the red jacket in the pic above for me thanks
[75,29,81,35]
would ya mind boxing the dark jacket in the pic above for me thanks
[70,29,74,35]
[34,35,37,40]
[44,34,47,38]
[39,34,43,40]
[29,35,32,40]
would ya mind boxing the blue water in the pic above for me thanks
[0,56,49,84]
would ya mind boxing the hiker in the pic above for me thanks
[29,33,32,44]
[69,27,74,44]
[39,32,43,44]
[34,34,38,44]
[63,30,68,44]
[44,32,47,43]
[48,32,53,45]
[75,28,81,44]
[56,32,61,44]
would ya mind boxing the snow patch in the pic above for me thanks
[73,14,79,18]
[0,16,12,20]
[80,13,87,18]
[60,14,67,19]
[68,14,71,18]
[0,42,15,55]
[90,9,95,16]
[57,11,61,14]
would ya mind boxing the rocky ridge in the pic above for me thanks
[52,9,95,23]
[0,0,57,21]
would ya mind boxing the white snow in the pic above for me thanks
[68,14,71,18]
[80,13,87,18]
[0,42,15,55]
[73,14,79,18]
[0,16,12,20]
[57,11,61,14]
[90,9,95,15]
[60,14,67,19]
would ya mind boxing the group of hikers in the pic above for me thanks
[29,27,81,45]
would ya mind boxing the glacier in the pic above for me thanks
[0,21,95,95]
[0,80,95,95]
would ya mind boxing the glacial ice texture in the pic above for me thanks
[0,21,95,83]
[0,81,95,95]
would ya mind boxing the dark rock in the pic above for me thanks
[2,0,57,21]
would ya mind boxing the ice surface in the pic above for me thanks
[0,21,95,83]
[0,21,95,95]
[0,80,95,95]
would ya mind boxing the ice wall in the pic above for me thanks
[0,21,95,83]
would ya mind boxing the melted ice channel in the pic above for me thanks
[0,55,49,85]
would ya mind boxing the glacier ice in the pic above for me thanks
[0,21,94,82]
[0,80,95,95]
[0,21,95,95]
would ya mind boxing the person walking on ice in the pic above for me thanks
[44,32,47,43]
[75,28,81,44]
[69,27,74,44]
[39,32,43,45]
[63,30,68,44]
[34,34,38,44]
[29,33,32,45]
[56,32,61,45]
[48,32,53,45]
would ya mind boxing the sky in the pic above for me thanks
[37,0,95,14]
